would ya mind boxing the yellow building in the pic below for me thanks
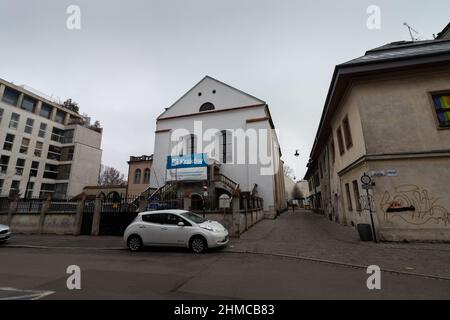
[126,155,153,197]
[306,23,450,241]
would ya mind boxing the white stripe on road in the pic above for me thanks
[0,287,55,300]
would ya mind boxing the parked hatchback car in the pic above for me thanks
[124,210,229,253]
[0,224,11,243]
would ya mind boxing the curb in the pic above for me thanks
[3,244,126,251]
[223,249,450,282]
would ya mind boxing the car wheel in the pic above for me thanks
[127,235,143,252]
[190,236,207,254]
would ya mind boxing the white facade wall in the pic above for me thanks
[0,82,102,198]
[151,77,283,212]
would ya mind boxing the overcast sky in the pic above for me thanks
[0,0,449,179]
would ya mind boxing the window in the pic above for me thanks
[345,183,353,212]
[142,213,164,224]
[47,145,61,160]
[15,158,25,176]
[199,102,215,112]
[186,134,197,155]
[38,123,47,138]
[34,141,43,157]
[55,110,66,124]
[432,93,450,128]
[25,182,34,199]
[24,118,34,134]
[0,155,10,174]
[30,161,39,177]
[314,172,320,187]
[11,180,21,194]
[63,129,74,144]
[51,127,64,143]
[40,103,53,119]
[61,146,74,161]
[143,168,150,184]
[134,169,141,184]
[220,130,232,163]
[57,164,71,180]
[180,211,206,224]
[0,179,3,195]
[21,96,37,113]
[165,214,190,226]
[54,183,68,199]
[9,112,20,130]
[336,127,345,155]
[20,137,30,154]
[43,164,58,179]
[40,183,55,198]
[2,87,20,106]
[342,116,353,149]
[0,108,3,124]
[330,139,335,164]
[3,134,15,151]
[352,180,362,212]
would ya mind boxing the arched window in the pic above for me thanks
[199,102,215,112]
[143,168,150,184]
[134,169,141,184]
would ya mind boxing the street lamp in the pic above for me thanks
[294,150,300,182]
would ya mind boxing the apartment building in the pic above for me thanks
[0,78,102,199]
[305,23,450,241]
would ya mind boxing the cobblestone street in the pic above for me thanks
[230,209,450,279]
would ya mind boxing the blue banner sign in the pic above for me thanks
[167,153,208,169]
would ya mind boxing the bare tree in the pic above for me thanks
[98,165,126,186]
[283,164,296,180]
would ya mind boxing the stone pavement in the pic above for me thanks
[229,209,450,279]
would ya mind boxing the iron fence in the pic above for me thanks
[0,198,9,213]
[16,199,43,214]
[48,201,78,213]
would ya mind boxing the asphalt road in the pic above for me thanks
[1,210,450,300]
[1,245,450,300]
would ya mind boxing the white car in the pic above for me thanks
[0,224,11,243]
[124,210,229,253]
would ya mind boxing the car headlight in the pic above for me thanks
[200,226,219,232]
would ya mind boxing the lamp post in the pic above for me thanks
[294,150,300,182]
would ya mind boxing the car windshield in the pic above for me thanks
[180,211,206,224]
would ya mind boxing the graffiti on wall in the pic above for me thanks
[380,185,450,226]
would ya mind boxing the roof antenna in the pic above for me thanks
[403,22,420,41]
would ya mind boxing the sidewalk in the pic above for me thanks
[2,234,125,250]
[228,209,450,279]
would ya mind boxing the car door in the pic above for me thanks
[140,213,165,245]
[159,213,191,246]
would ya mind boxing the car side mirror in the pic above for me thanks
[178,222,185,227]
